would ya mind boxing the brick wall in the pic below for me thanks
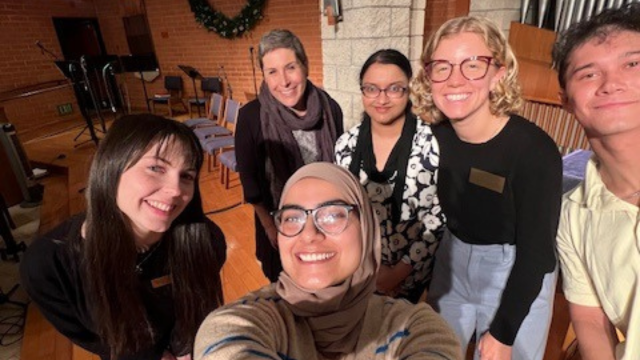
[0,0,98,142]
[0,0,323,142]
[134,0,323,109]
[2,0,520,143]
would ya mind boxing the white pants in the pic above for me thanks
[427,231,557,360]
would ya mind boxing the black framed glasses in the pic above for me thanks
[360,84,408,98]
[271,203,357,237]
[425,56,498,83]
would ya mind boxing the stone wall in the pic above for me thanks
[469,0,520,35]
[321,0,427,130]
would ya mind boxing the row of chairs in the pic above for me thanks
[184,93,239,189]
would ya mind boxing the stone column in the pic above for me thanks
[469,0,520,35]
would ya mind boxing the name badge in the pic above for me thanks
[151,275,172,288]
[469,167,505,194]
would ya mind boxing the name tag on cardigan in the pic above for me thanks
[151,275,172,288]
[469,167,505,193]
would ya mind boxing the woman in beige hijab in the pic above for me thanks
[194,163,460,360]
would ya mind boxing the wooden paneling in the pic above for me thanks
[521,99,590,154]
[509,22,562,104]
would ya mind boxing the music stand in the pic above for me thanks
[55,60,100,147]
[178,65,204,117]
[120,55,158,112]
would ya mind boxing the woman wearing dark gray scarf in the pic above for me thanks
[235,29,343,283]
[194,163,460,360]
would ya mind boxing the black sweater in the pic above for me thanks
[20,214,226,360]
[432,115,562,345]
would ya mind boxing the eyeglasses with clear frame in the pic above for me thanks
[425,56,499,83]
[271,203,358,237]
[360,84,408,99]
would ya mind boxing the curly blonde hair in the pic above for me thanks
[411,16,523,124]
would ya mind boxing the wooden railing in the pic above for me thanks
[521,99,590,155]
[0,80,70,103]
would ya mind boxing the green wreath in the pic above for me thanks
[188,0,266,39]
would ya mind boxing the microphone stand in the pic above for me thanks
[178,65,204,117]
[219,66,232,100]
[67,61,100,147]
[250,46,258,95]
[36,41,60,61]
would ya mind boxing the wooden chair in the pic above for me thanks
[149,76,187,117]
[216,99,241,188]
[184,93,225,128]
[189,94,233,143]
[188,77,222,118]
[201,99,240,173]
[218,148,237,189]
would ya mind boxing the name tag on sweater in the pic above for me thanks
[151,275,172,288]
[469,167,505,193]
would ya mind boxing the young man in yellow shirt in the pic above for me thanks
[553,4,640,360]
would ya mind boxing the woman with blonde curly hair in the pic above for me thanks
[411,16,562,360]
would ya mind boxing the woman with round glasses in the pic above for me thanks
[194,162,460,360]
[335,49,445,303]
[411,16,562,360]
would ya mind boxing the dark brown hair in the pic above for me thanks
[80,114,223,357]
[553,3,640,89]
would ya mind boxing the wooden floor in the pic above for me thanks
[18,117,575,360]
[20,118,268,360]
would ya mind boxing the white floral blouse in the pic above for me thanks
[335,118,445,300]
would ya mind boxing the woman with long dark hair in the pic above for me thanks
[335,49,445,303]
[21,114,226,360]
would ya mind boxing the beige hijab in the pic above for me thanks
[275,162,381,356]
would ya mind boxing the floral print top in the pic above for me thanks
[335,118,446,300]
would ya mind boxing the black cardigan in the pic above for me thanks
[20,214,226,360]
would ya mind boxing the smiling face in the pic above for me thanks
[430,32,505,124]
[278,178,362,290]
[562,30,640,139]
[361,62,409,126]
[262,47,308,112]
[116,140,196,244]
